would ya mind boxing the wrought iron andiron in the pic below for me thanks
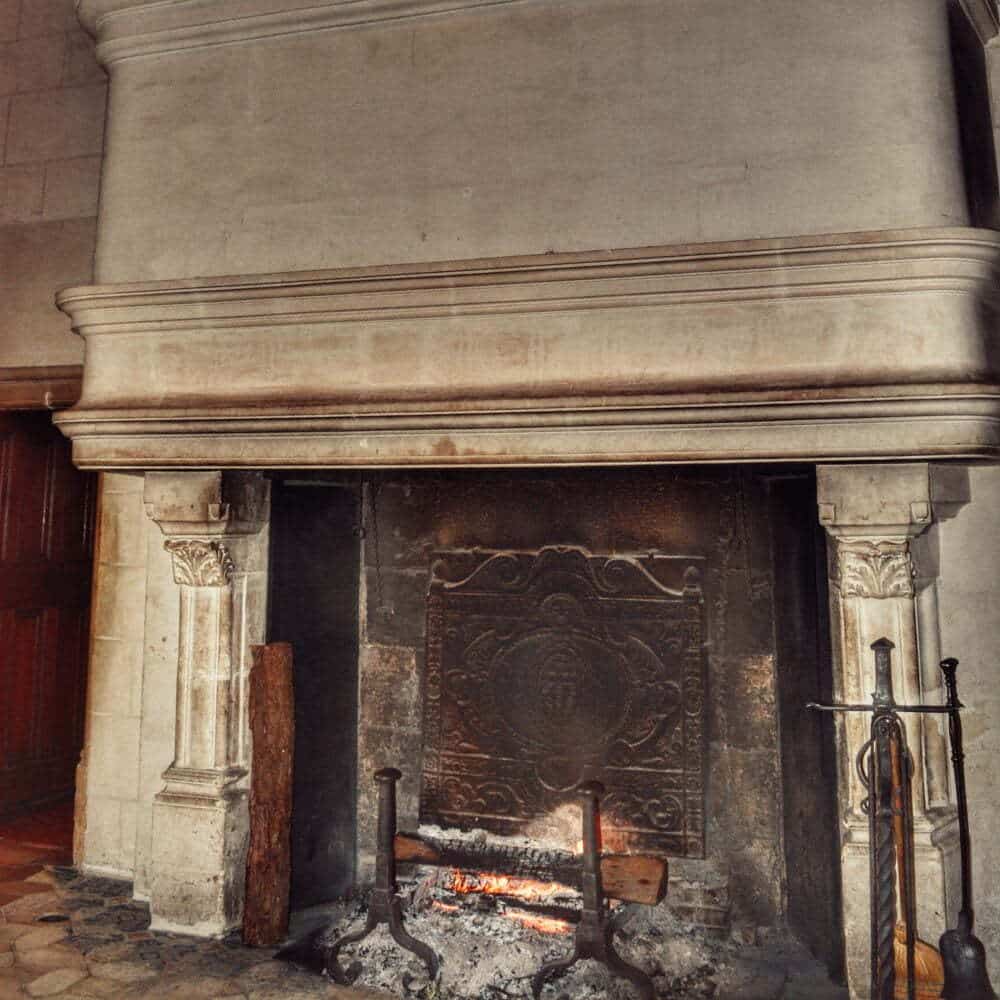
[325,768,440,986]
[531,780,655,1000]
[809,638,953,1000]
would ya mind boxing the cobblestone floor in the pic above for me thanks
[0,842,380,1000]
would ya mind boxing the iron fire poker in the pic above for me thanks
[937,657,996,1000]
[808,638,948,1000]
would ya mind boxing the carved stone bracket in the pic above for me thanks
[145,470,269,538]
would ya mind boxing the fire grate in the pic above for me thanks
[422,546,707,858]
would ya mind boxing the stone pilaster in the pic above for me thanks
[817,464,963,999]
[143,471,270,936]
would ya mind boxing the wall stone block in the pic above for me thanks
[17,0,76,39]
[12,33,66,91]
[0,0,17,42]
[6,83,106,164]
[63,28,105,86]
[0,164,44,221]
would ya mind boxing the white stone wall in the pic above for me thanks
[0,0,106,367]
[935,464,1000,985]
[95,0,968,283]
[132,514,181,900]
[77,471,147,876]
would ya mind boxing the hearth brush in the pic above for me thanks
[937,657,997,1000]
[889,723,943,999]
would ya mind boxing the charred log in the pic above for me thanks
[395,831,668,906]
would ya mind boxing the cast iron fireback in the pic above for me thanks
[421,546,707,858]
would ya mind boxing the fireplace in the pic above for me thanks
[49,8,1000,985]
[263,466,843,984]
[51,0,1000,993]
[61,224,991,996]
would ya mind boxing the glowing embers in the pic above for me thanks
[428,868,578,937]
[504,909,575,936]
[446,869,569,904]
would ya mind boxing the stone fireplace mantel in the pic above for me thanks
[77,0,537,63]
[55,227,1000,470]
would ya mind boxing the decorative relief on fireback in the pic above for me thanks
[422,546,708,858]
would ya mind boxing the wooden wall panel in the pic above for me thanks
[0,412,95,817]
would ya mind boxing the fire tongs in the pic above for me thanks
[531,780,655,1000]
[325,768,440,986]
[808,638,960,1000]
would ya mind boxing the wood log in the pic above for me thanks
[243,643,295,947]
[394,831,668,906]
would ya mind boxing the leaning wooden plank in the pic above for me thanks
[394,831,668,906]
[243,642,295,947]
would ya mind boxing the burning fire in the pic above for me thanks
[446,870,568,903]
[439,870,574,935]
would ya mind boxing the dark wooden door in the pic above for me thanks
[0,412,95,818]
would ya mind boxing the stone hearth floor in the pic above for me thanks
[0,864,851,999]
[0,816,382,1000]
[0,806,846,1000]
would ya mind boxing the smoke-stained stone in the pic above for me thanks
[352,467,833,936]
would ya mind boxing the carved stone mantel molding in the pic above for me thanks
[79,0,1000,62]
[77,0,526,63]
[54,227,1000,469]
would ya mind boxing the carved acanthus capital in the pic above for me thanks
[836,539,914,599]
[165,539,235,587]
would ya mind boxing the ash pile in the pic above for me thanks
[283,867,837,1000]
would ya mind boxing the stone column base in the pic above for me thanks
[840,814,959,999]
[149,779,249,936]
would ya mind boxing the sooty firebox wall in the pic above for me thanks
[421,546,707,858]
[354,468,835,936]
